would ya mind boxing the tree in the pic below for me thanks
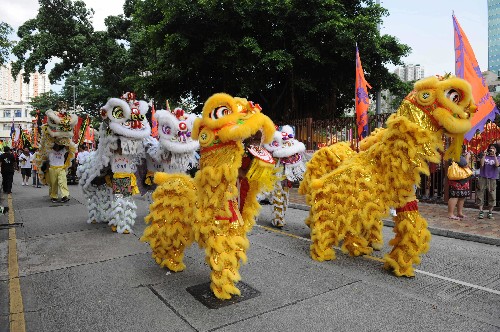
[13,0,410,121]
[125,0,410,119]
[11,0,96,83]
[29,91,64,114]
[0,22,14,65]
[387,78,415,111]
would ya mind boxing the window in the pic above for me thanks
[3,124,10,131]
[4,110,11,118]
[14,109,22,118]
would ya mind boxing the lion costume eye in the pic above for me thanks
[112,106,125,119]
[162,125,172,135]
[209,106,232,119]
[445,89,462,104]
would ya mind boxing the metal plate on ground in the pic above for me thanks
[186,282,260,309]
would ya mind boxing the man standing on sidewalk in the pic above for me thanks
[0,147,15,194]
[19,148,32,186]
[477,144,499,219]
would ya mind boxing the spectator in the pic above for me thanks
[447,151,471,220]
[477,144,499,219]
[0,147,16,194]
[31,148,41,188]
[19,148,32,186]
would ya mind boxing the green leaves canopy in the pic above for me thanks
[12,0,410,120]
[0,22,14,65]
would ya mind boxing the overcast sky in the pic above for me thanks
[0,0,490,83]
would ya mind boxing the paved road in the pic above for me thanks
[1,173,500,331]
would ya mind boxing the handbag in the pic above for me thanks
[447,161,473,180]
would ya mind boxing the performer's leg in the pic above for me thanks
[48,168,59,199]
[384,200,431,277]
[57,168,70,199]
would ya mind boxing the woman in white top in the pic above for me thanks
[19,148,32,186]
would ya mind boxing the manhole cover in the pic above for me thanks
[186,281,260,309]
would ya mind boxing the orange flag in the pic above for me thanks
[151,103,158,138]
[454,14,498,140]
[73,116,83,144]
[355,45,372,140]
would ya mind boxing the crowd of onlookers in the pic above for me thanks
[447,142,500,221]
[0,144,93,198]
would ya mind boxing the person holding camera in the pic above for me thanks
[447,151,471,220]
[477,144,500,219]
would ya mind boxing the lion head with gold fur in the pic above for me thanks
[399,74,476,160]
[192,93,275,149]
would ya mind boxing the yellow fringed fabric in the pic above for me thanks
[303,110,439,261]
[141,173,196,272]
[143,92,276,300]
[113,172,139,195]
[240,158,279,231]
[302,75,474,278]
[246,158,279,188]
[384,207,431,277]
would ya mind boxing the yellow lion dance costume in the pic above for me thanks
[299,75,476,277]
[141,93,276,299]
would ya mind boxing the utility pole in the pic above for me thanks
[70,85,76,111]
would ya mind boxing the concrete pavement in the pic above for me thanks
[2,172,500,332]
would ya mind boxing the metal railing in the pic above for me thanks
[277,115,500,209]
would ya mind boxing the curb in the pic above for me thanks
[288,203,500,247]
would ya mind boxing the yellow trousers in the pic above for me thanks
[49,166,69,199]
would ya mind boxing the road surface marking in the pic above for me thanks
[256,224,500,296]
[8,194,26,332]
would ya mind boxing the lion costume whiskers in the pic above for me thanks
[299,75,476,277]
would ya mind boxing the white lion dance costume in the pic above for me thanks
[34,105,78,195]
[264,125,306,227]
[77,92,151,234]
[143,107,199,191]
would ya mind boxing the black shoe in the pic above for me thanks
[61,197,70,203]
[51,198,59,203]
[0,206,8,214]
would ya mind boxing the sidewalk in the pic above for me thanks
[288,188,500,246]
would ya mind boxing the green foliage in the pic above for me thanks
[387,77,414,111]
[12,0,410,122]
[0,22,14,65]
[124,0,410,119]
[12,0,96,82]
[493,93,500,110]
[29,91,64,114]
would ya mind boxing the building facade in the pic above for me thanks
[393,64,425,82]
[0,63,51,103]
[0,63,51,142]
[0,101,35,141]
[489,0,500,75]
